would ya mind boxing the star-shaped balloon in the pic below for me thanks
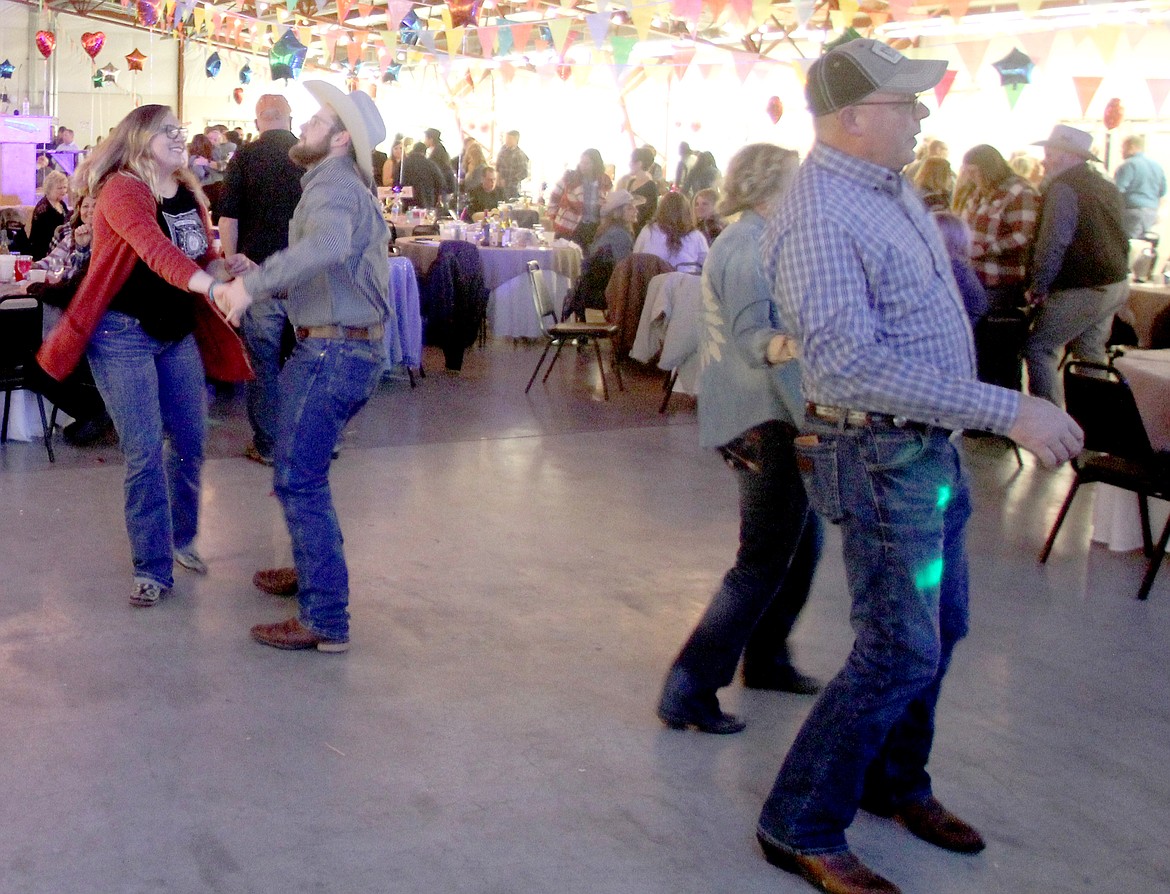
[399,9,420,46]
[137,0,162,27]
[0,59,14,80]
[992,48,1033,86]
[269,30,306,81]
[205,52,221,78]
[382,63,402,83]
[448,0,480,28]
[126,48,147,72]
[92,71,104,88]
[101,63,119,84]
[239,62,252,85]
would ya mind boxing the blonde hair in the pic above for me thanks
[42,170,69,196]
[914,157,953,194]
[717,143,800,217]
[75,104,208,208]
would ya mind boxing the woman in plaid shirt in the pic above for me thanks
[958,144,1039,312]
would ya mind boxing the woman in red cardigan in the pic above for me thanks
[39,105,240,608]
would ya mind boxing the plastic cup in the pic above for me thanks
[0,254,15,282]
[14,255,33,281]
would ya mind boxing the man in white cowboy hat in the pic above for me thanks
[1025,123,1129,405]
[217,81,391,652]
[755,39,1082,894]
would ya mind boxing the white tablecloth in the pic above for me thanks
[1121,282,1170,348]
[385,256,422,369]
[1092,486,1170,553]
[2,390,71,442]
[1114,349,1170,451]
[488,269,569,338]
[396,236,582,291]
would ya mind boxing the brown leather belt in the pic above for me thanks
[295,323,384,341]
[806,403,931,432]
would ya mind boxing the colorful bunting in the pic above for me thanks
[933,69,957,106]
[1146,78,1170,113]
[1072,76,1103,116]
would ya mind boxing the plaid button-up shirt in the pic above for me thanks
[763,142,1019,436]
[960,175,1038,288]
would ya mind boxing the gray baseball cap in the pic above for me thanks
[806,39,947,117]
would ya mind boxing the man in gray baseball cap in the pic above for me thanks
[752,38,1083,894]
[217,82,392,653]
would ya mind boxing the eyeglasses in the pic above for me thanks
[853,95,925,111]
[160,125,188,140]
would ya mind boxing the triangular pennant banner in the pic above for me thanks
[671,46,696,80]
[838,0,859,26]
[1072,76,1103,116]
[499,60,516,82]
[793,0,813,27]
[630,3,655,40]
[298,25,314,48]
[497,22,514,55]
[1017,29,1056,65]
[359,3,373,18]
[790,56,815,86]
[446,26,466,54]
[511,22,534,51]
[547,16,572,55]
[347,40,361,66]
[955,39,989,78]
[1004,82,1025,109]
[384,0,412,28]
[887,0,911,20]
[478,25,497,57]
[948,0,969,21]
[1146,78,1170,112]
[732,51,756,83]
[586,12,609,47]
[1089,26,1122,64]
[1017,0,1042,15]
[672,0,702,27]
[934,69,957,106]
[611,34,636,68]
[336,0,352,23]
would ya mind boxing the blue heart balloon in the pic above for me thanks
[205,52,221,78]
[269,30,306,81]
[239,62,253,85]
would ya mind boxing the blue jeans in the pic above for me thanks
[667,420,823,696]
[758,421,971,855]
[274,337,384,641]
[241,298,289,458]
[86,312,206,589]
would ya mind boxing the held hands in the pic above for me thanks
[214,277,253,327]
[1008,394,1084,467]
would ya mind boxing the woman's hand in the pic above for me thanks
[73,223,91,248]
[215,278,253,327]
[205,258,234,283]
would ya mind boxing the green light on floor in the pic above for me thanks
[915,558,944,590]
[937,486,952,509]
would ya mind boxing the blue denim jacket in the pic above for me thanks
[697,210,803,449]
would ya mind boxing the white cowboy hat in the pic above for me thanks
[600,188,646,216]
[303,80,387,183]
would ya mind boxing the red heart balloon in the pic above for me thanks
[35,30,56,60]
[556,63,571,82]
[81,32,106,60]
[232,87,244,104]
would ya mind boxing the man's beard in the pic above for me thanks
[289,131,330,169]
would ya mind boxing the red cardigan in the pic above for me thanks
[37,172,252,383]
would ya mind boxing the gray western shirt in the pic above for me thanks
[243,155,391,329]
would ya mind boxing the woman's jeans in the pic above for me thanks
[274,337,384,642]
[758,420,971,855]
[86,312,206,589]
[667,420,823,696]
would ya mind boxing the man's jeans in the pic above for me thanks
[1024,282,1128,405]
[86,312,206,589]
[758,421,971,855]
[274,337,384,641]
[241,298,289,458]
[667,420,823,696]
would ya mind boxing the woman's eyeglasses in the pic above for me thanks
[161,125,189,140]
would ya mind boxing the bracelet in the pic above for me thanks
[208,282,217,303]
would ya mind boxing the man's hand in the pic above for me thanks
[216,277,253,327]
[1008,394,1084,467]
[766,333,800,365]
[224,253,256,277]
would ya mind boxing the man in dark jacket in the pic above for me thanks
[402,143,447,209]
[423,127,457,199]
[1024,125,1129,405]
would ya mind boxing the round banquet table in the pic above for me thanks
[395,236,582,291]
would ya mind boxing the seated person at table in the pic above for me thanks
[0,207,33,256]
[28,170,70,260]
[633,190,709,272]
[589,189,643,265]
[692,187,724,245]
[466,167,509,218]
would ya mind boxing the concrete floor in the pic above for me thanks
[1,340,1168,894]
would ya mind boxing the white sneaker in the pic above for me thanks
[130,581,165,607]
[173,548,208,575]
